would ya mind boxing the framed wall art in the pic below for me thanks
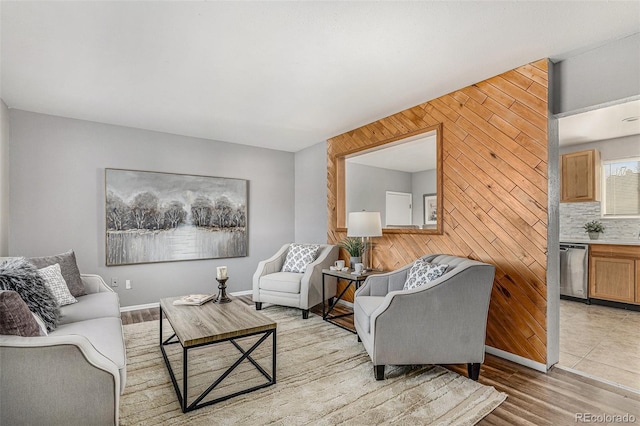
[423,193,437,226]
[105,168,248,266]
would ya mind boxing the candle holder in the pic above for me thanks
[215,277,232,303]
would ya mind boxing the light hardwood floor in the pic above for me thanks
[123,295,640,425]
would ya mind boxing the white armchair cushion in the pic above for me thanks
[282,244,320,273]
[403,259,448,290]
[259,272,304,294]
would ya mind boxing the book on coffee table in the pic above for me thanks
[172,294,216,306]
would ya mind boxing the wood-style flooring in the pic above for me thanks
[122,295,640,425]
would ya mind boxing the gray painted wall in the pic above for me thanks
[559,134,640,160]
[554,33,640,114]
[9,110,295,307]
[559,134,640,242]
[346,163,411,226]
[411,169,437,225]
[294,141,328,244]
[0,100,9,256]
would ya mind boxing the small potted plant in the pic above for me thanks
[338,237,365,269]
[583,220,605,240]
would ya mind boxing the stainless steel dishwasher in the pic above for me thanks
[559,243,589,301]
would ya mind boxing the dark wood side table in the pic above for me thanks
[321,269,385,333]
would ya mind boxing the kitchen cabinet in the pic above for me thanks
[589,244,640,305]
[560,149,600,202]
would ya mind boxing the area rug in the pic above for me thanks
[120,306,506,425]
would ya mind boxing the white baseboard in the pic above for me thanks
[120,290,252,312]
[485,345,547,373]
[120,302,159,312]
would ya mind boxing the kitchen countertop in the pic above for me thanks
[560,239,640,246]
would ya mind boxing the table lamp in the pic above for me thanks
[347,211,382,271]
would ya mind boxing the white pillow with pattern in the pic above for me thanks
[38,263,78,306]
[403,259,448,290]
[282,244,320,273]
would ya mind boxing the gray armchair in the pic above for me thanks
[354,254,495,381]
[253,244,338,319]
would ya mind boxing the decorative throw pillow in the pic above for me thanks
[0,258,60,331]
[403,259,449,290]
[0,290,42,337]
[38,263,78,307]
[27,250,86,297]
[282,244,320,273]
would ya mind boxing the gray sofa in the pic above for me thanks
[354,254,495,381]
[0,274,125,426]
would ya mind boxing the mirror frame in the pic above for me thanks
[335,123,443,235]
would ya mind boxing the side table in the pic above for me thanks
[321,269,385,333]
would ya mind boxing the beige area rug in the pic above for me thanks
[120,306,506,425]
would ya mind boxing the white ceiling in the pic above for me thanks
[1,2,639,152]
[558,99,640,146]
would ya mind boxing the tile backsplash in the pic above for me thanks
[560,201,640,241]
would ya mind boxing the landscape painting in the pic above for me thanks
[105,169,247,266]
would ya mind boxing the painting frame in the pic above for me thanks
[105,168,248,266]
[423,193,437,226]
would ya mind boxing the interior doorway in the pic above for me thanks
[553,97,640,392]
[385,191,412,226]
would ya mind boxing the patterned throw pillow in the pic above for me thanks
[282,244,320,273]
[403,259,449,290]
[38,263,78,307]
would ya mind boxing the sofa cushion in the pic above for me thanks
[49,316,126,393]
[38,263,78,307]
[354,295,385,334]
[58,292,121,325]
[403,259,448,290]
[259,272,304,294]
[282,244,320,273]
[0,258,59,331]
[28,250,86,297]
[0,290,41,337]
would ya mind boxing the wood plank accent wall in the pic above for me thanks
[327,59,549,364]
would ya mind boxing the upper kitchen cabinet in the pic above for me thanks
[560,149,601,202]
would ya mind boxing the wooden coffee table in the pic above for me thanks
[159,296,277,413]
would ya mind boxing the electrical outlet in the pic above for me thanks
[110,277,118,287]
[125,280,131,290]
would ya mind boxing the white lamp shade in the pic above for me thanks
[347,211,382,237]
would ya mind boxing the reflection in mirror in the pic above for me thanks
[345,130,438,230]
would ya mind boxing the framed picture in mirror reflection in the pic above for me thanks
[423,194,437,225]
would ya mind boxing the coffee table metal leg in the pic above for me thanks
[272,329,277,384]
[183,347,188,413]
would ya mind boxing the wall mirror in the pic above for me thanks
[336,124,443,234]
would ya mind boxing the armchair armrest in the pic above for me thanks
[252,244,291,299]
[0,334,120,425]
[81,274,114,294]
[299,245,339,308]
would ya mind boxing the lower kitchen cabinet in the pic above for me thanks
[589,244,640,305]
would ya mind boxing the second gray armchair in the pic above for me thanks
[354,254,495,381]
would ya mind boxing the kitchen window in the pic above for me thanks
[601,157,640,218]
